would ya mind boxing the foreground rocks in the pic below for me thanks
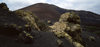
[49,12,84,47]
[0,3,100,47]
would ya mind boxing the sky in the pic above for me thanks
[0,0,100,14]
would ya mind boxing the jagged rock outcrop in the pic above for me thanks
[20,3,100,36]
[0,3,38,43]
[0,3,100,47]
[0,3,59,47]
[49,12,84,47]
[0,3,9,11]
[0,3,83,47]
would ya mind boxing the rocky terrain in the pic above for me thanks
[21,3,100,34]
[0,3,100,47]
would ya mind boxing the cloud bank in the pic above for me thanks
[0,0,100,14]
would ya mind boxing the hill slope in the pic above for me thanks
[20,3,100,35]
[20,3,100,26]
[0,3,100,47]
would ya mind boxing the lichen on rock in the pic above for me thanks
[49,12,84,47]
[0,3,86,47]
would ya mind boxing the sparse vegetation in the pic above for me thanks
[0,3,100,47]
[15,10,40,31]
[67,12,80,24]
[49,12,84,47]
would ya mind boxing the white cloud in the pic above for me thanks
[0,0,100,14]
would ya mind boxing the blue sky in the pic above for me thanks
[0,0,100,14]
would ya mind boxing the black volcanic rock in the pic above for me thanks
[0,3,74,47]
[0,3,100,47]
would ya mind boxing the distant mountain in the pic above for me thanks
[20,3,100,27]
[20,3,61,23]
[20,3,100,34]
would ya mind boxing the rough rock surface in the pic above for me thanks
[21,3,100,37]
[0,3,73,47]
[0,3,100,47]
[49,12,84,47]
